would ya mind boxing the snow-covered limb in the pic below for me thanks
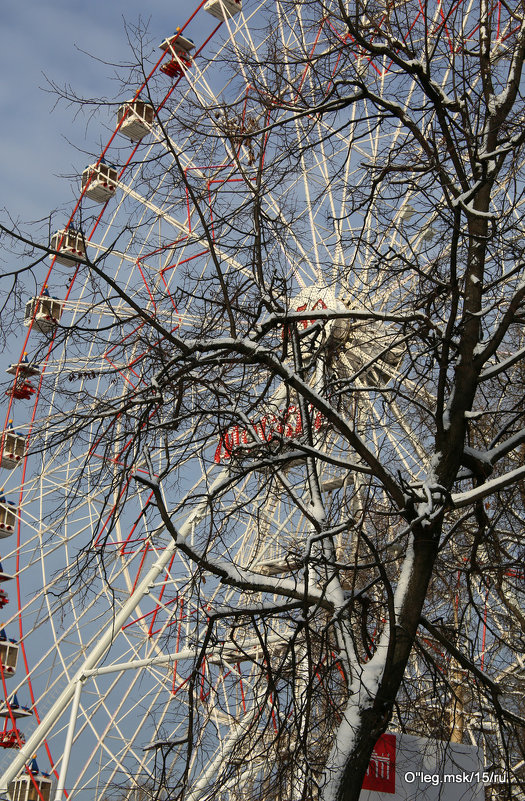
[450,177,494,211]
[256,307,432,337]
[473,281,525,369]
[452,464,525,507]
[457,429,525,478]
[485,428,525,465]
[136,472,329,609]
[486,18,525,116]
[412,481,447,527]
[223,444,369,476]
[479,342,525,381]
[209,599,304,617]
[322,539,415,800]
[450,195,496,219]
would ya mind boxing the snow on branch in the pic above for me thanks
[451,464,525,508]
[136,472,329,608]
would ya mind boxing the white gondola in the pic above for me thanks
[421,224,436,242]
[0,501,16,536]
[81,160,118,203]
[50,228,86,266]
[8,758,52,801]
[0,695,32,719]
[24,296,64,333]
[0,430,26,470]
[159,30,195,54]
[117,99,155,142]
[0,632,19,678]
[204,0,242,20]
[399,203,416,223]
[6,358,40,377]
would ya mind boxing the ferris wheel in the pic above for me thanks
[0,1,523,799]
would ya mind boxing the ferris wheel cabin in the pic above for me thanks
[159,31,195,78]
[117,99,155,142]
[159,30,195,54]
[0,631,19,678]
[50,228,86,266]
[0,695,32,719]
[24,296,64,333]
[0,429,26,470]
[81,160,118,203]
[0,500,16,536]
[8,759,52,801]
[204,0,242,20]
[6,356,40,378]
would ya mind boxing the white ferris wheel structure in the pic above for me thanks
[0,0,523,800]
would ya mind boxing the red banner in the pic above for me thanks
[362,733,396,794]
[214,404,324,463]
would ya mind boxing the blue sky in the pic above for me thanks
[2,0,215,379]
[1,0,201,220]
[0,0,220,779]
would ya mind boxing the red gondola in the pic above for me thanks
[0,727,25,749]
[9,381,36,401]
[159,30,194,78]
[0,629,19,677]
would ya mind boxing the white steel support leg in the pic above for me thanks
[0,470,226,793]
[54,679,82,801]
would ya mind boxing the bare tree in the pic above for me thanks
[1,2,525,801]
